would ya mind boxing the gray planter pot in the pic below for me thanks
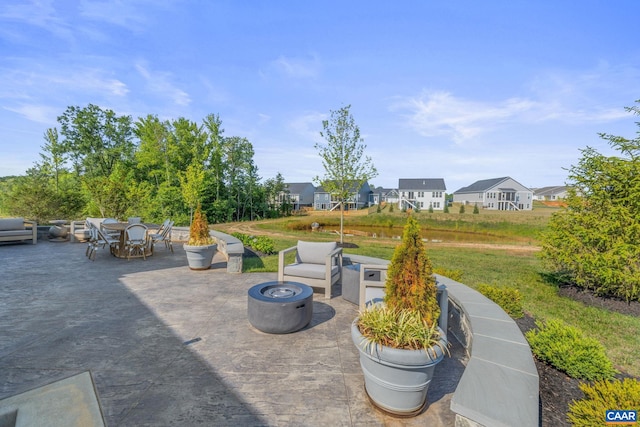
[351,319,447,416]
[184,243,217,270]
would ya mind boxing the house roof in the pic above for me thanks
[314,181,370,193]
[398,178,446,191]
[533,186,568,196]
[284,182,315,194]
[454,177,515,194]
[380,188,399,196]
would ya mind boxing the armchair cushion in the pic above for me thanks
[296,241,338,264]
[284,263,340,280]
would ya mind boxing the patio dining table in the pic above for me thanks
[102,222,160,259]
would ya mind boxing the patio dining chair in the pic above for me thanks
[124,224,149,260]
[87,224,119,261]
[101,218,120,238]
[149,219,174,254]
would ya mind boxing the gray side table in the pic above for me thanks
[341,264,360,305]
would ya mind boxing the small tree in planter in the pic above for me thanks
[384,215,440,327]
[352,214,447,416]
[183,204,217,270]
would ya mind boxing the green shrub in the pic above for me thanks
[231,232,276,255]
[477,284,524,318]
[568,378,640,426]
[433,267,463,282]
[526,319,617,381]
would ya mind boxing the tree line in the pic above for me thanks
[0,104,292,225]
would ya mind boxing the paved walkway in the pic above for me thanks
[0,240,466,426]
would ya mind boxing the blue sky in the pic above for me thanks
[1,1,639,192]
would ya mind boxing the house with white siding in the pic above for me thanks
[398,178,447,211]
[533,186,568,201]
[453,177,533,210]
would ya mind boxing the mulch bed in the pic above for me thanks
[516,285,640,427]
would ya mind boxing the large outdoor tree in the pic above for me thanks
[314,105,378,243]
[540,100,640,302]
[58,104,135,179]
[1,104,287,225]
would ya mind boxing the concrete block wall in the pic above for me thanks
[436,274,539,427]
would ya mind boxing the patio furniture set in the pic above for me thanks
[82,218,174,261]
[249,240,389,334]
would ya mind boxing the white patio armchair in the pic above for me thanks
[278,241,343,299]
[124,224,149,260]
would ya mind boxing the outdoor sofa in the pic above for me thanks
[0,217,37,244]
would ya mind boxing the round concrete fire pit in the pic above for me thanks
[247,281,313,334]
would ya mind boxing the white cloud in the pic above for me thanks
[78,0,158,28]
[1,66,129,99]
[0,0,73,41]
[391,91,536,143]
[135,62,190,106]
[3,104,58,124]
[288,111,326,143]
[267,55,321,79]
[392,69,636,144]
[257,113,271,124]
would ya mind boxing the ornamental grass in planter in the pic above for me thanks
[352,214,447,416]
[184,204,217,270]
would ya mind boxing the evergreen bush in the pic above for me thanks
[477,284,524,318]
[384,215,440,325]
[526,319,617,381]
[433,267,463,282]
[568,378,640,427]
[187,204,214,246]
[357,214,443,352]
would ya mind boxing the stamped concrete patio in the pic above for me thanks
[0,240,466,426]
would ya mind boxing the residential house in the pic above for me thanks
[368,186,399,206]
[380,188,400,205]
[314,182,373,211]
[397,178,447,211]
[453,176,533,211]
[533,186,568,201]
[278,182,316,210]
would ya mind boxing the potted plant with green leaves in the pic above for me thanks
[351,214,448,416]
[183,204,217,270]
